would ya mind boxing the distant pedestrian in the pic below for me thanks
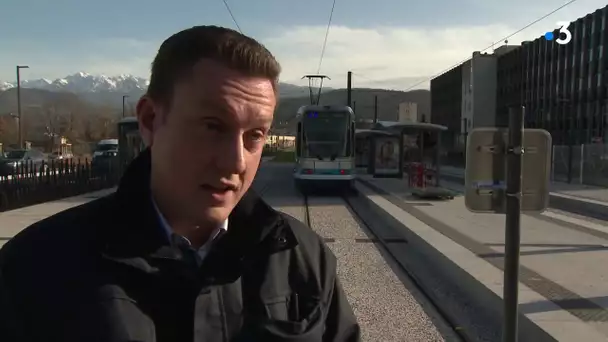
[0,25,361,342]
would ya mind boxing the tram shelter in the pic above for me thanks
[355,129,400,177]
[355,121,455,199]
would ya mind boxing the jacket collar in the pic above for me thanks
[102,148,298,272]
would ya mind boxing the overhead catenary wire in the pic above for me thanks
[356,0,580,94]
[317,0,337,74]
[222,0,243,34]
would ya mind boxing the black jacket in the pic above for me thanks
[0,149,361,342]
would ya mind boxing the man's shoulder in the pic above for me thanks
[0,194,115,265]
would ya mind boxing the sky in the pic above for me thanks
[0,0,606,90]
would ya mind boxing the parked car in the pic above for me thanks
[0,149,48,176]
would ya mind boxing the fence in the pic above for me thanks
[552,144,608,187]
[441,144,608,188]
[0,158,120,212]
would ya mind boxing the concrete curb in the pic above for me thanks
[353,179,557,342]
[440,173,608,221]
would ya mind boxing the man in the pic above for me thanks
[0,26,360,342]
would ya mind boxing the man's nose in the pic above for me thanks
[217,134,246,174]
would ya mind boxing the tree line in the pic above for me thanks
[0,95,133,156]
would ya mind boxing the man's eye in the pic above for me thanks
[250,132,264,141]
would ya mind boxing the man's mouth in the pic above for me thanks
[200,183,238,193]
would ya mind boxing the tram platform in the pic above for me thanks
[356,174,608,341]
[0,187,116,248]
[439,165,608,221]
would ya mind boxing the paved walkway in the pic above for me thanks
[0,188,115,248]
[357,174,608,341]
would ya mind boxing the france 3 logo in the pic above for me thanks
[544,22,572,45]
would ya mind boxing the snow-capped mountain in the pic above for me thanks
[0,72,149,93]
[0,72,331,111]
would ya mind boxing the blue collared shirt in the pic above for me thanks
[151,198,228,264]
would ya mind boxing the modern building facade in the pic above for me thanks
[432,5,608,148]
[496,5,608,145]
[431,46,517,149]
[430,63,462,149]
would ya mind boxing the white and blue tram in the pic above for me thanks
[293,104,356,192]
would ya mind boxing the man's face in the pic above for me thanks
[138,59,276,227]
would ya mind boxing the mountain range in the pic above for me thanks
[0,72,331,105]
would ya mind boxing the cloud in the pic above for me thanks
[263,23,541,90]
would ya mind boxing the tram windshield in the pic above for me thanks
[302,111,349,159]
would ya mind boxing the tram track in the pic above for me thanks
[302,193,312,228]
[340,191,470,342]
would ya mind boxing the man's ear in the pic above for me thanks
[136,95,160,147]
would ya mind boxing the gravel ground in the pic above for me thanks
[256,162,459,342]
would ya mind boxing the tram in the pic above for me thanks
[117,116,145,175]
[293,104,356,192]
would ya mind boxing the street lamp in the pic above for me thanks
[16,65,29,149]
[122,95,129,118]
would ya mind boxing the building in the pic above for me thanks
[431,46,518,149]
[430,64,462,149]
[265,135,295,149]
[398,102,424,122]
[496,5,608,145]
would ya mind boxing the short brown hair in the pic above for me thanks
[147,25,281,105]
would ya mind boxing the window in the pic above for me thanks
[589,48,594,62]
[579,78,583,91]
[598,73,603,87]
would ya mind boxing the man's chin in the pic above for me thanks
[195,205,234,227]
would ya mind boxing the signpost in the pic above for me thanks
[464,106,552,342]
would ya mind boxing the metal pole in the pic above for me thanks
[17,66,22,149]
[16,65,29,149]
[347,71,352,108]
[122,95,128,118]
[567,116,574,183]
[373,95,378,123]
[502,105,524,342]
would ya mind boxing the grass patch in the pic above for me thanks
[272,151,296,163]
